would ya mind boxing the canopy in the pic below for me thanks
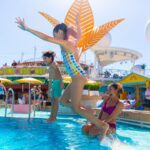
[0,78,12,84]
[91,47,142,67]
[15,77,43,84]
[63,75,97,84]
[119,73,150,86]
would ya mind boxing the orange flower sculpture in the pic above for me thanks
[39,0,124,52]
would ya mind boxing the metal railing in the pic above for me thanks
[4,88,15,117]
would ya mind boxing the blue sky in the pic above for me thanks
[0,0,150,70]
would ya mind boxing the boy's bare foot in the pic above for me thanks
[47,118,56,123]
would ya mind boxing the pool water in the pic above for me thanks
[0,116,149,150]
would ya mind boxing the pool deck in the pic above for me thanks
[119,109,150,122]
[118,109,150,128]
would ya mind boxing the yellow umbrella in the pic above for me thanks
[15,77,43,119]
[86,79,97,84]
[0,78,12,84]
[15,77,43,84]
[63,75,72,82]
[63,76,97,84]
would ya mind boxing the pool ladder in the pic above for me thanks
[5,88,36,119]
[2,85,36,119]
[5,88,15,117]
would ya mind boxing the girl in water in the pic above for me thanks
[82,83,124,137]
[16,17,109,139]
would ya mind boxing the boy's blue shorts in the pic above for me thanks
[51,80,62,99]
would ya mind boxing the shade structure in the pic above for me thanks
[0,78,12,84]
[63,75,97,84]
[87,79,97,84]
[15,77,43,84]
[63,76,72,82]
[91,47,142,67]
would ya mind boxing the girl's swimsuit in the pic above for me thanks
[101,99,119,129]
[61,50,86,77]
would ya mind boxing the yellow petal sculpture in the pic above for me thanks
[65,0,94,38]
[77,18,124,51]
[65,0,81,30]
[39,0,124,52]
[39,11,59,27]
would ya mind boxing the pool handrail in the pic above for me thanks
[5,88,15,117]
[9,88,15,117]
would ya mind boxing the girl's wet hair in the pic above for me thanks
[43,51,55,62]
[53,23,68,39]
[108,83,123,95]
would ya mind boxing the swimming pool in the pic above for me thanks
[0,116,149,150]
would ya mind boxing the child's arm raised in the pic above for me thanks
[16,17,65,45]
